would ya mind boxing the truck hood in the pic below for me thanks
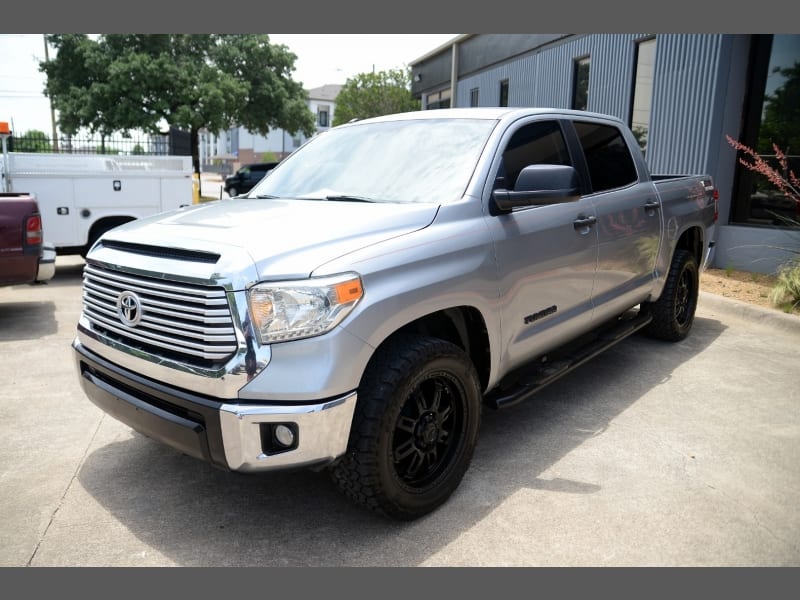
[103,198,439,280]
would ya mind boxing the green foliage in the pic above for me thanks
[736,60,800,200]
[40,34,315,173]
[758,61,800,156]
[38,35,109,137]
[261,151,278,162]
[631,125,648,153]
[15,130,52,153]
[573,59,590,111]
[131,143,145,155]
[332,68,420,126]
[769,262,800,311]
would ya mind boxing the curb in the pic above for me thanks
[698,291,800,335]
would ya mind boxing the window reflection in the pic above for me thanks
[499,80,509,107]
[572,57,590,111]
[426,88,451,110]
[631,38,656,156]
[733,34,800,227]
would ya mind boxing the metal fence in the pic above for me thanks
[7,128,191,157]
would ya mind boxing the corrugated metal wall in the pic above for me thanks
[455,34,725,175]
[647,35,724,174]
[456,35,637,117]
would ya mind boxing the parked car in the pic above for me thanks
[74,108,717,520]
[223,162,279,197]
[1,193,54,286]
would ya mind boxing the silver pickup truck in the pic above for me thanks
[73,108,717,520]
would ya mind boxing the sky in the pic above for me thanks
[0,33,458,135]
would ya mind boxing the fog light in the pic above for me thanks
[274,424,295,448]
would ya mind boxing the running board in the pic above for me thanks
[484,311,653,410]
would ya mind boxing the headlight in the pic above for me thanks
[247,273,363,344]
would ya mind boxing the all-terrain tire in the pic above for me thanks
[643,249,699,342]
[330,334,482,521]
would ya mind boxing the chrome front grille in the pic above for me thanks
[82,263,238,364]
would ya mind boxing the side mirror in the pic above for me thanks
[492,164,581,212]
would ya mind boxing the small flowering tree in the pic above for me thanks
[726,135,800,310]
[726,135,800,214]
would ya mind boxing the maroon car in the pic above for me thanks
[0,193,53,286]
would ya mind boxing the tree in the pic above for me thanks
[332,68,420,126]
[15,130,52,153]
[261,151,278,162]
[631,125,648,154]
[40,34,316,188]
[758,61,800,156]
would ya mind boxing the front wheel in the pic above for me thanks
[643,249,699,342]
[227,186,238,197]
[330,335,482,520]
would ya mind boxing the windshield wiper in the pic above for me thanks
[253,194,279,199]
[324,195,377,203]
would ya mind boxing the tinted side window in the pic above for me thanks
[573,122,637,193]
[499,120,571,190]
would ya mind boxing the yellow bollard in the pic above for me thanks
[192,172,200,204]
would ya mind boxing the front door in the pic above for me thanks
[486,119,598,371]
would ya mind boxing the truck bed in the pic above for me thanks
[0,193,44,286]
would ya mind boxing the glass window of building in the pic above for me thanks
[630,38,656,156]
[732,34,800,227]
[318,107,329,128]
[572,57,590,111]
[426,88,451,110]
[499,80,509,107]
[470,88,479,107]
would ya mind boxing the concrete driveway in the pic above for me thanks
[1,256,798,566]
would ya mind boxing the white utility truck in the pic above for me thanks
[1,149,193,256]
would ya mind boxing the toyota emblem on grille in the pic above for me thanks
[117,291,143,326]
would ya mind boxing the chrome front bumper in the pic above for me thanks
[219,393,357,471]
[73,338,357,473]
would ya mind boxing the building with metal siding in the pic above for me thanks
[411,34,800,274]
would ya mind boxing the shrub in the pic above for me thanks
[769,262,800,311]
[726,135,800,310]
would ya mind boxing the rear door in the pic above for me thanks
[485,118,598,371]
[567,120,662,323]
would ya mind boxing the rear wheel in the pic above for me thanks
[330,335,482,520]
[227,186,238,197]
[643,249,699,341]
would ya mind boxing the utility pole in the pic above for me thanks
[42,35,59,152]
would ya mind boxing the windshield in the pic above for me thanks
[249,118,498,203]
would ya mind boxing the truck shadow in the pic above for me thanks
[75,316,727,566]
[0,259,83,340]
[0,300,58,340]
